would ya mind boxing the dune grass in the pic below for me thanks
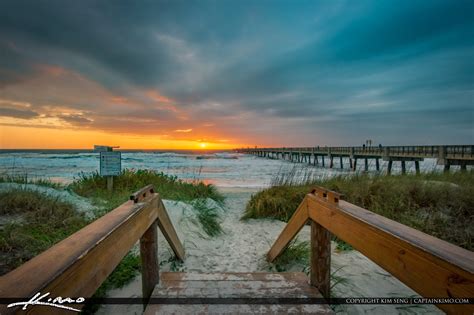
[0,188,88,275]
[70,169,225,237]
[244,170,474,251]
[269,239,310,272]
[70,169,224,211]
[191,199,223,237]
[0,174,64,189]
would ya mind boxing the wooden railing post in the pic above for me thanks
[309,188,340,298]
[140,220,159,305]
[131,184,160,306]
[310,221,331,298]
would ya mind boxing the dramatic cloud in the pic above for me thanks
[0,107,39,119]
[0,0,472,147]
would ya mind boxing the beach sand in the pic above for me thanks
[97,188,442,315]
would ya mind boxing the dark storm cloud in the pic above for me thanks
[0,0,472,144]
[0,107,39,119]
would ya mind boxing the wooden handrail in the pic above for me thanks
[267,187,474,314]
[0,185,185,314]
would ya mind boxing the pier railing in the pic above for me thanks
[0,185,185,314]
[267,187,474,314]
[239,145,474,159]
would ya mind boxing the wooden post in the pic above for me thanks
[415,161,420,174]
[321,156,325,167]
[140,220,159,307]
[401,160,406,175]
[364,158,368,171]
[460,162,467,172]
[310,221,331,298]
[387,160,393,175]
[329,156,333,168]
[444,163,450,173]
[107,176,113,192]
[352,158,357,171]
[340,156,343,169]
[375,158,380,171]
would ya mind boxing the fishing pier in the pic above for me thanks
[236,145,474,174]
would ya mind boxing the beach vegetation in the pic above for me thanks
[268,240,349,296]
[269,239,309,272]
[191,198,223,237]
[244,169,473,250]
[0,174,64,189]
[70,169,224,211]
[0,188,88,275]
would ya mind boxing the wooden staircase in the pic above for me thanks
[144,272,333,314]
[1,185,473,314]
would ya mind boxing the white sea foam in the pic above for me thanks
[0,151,447,188]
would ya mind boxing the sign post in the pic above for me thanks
[94,145,121,192]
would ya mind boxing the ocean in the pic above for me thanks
[0,150,442,188]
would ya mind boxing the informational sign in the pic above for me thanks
[100,151,121,176]
[94,145,112,153]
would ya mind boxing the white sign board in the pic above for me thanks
[100,151,121,176]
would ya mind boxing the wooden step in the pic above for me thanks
[144,272,334,314]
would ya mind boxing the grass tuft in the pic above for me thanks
[270,239,310,272]
[191,199,223,237]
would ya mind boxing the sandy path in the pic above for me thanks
[98,188,442,315]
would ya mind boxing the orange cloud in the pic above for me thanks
[147,90,174,104]
[174,128,192,133]
[35,64,67,77]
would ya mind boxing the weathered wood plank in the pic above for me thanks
[145,272,333,315]
[306,194,474,314]
[145,304,333,314]
[266,199,309,262]
[310,221,331,298]
[160,272,309,282]
[140,220,159,304]
[130,184,155,203]
[156,199,185,260]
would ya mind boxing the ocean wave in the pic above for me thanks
[48,155,95,159]
[196,154,239,160]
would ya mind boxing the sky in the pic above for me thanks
[0,0,473,149]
